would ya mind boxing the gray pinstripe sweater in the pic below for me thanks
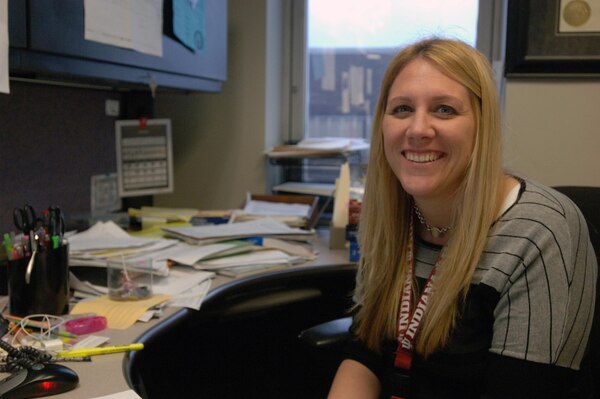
[346,179,597,398]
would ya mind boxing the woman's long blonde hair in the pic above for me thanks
[354,38,505,356]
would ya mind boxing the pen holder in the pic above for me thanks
[7,244,70,317]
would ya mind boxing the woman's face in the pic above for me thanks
[382,57,476,204]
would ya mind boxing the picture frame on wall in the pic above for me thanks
[505,0,600,77]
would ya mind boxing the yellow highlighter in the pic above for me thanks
[57,343,144,358]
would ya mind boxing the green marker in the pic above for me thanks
[3,233,13,260]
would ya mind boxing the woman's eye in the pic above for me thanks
[392,105,412,115]
[437,105,455,115]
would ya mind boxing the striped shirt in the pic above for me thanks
[347,179,598,398]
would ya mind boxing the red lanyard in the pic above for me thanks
[394,213,441,370]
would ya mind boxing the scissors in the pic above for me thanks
[13,204,38,235]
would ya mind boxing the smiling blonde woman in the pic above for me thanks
[328,38,597,399]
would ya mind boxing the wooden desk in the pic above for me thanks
[46,233,355,398]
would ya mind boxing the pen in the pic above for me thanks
[56,343,144,358]
[51,356,92,362]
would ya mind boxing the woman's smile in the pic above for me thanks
[402,150,444,163]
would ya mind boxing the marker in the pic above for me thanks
[3,233,12,260]
[52,235,60,249]
[56,343,144,358]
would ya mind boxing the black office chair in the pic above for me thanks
[127,264,357,399]
[299,186,600,396]
[553,186,600,398]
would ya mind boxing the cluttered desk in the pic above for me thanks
[0,196,358,398]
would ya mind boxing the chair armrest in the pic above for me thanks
[298,317,352,349]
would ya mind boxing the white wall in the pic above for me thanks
[154,0,283,210]
[503,80,600,187]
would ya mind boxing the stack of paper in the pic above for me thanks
[188,237,317,277]
[265,137,369,158]
[193,249,304,277]
[161,218,315,245]
[68,221,180,275]
[128,206,205,231]
[68,221,218,313]
[68,218,319,309]
[160,219,318,277]
[271,182,336,197]
[295,137,369,151]
[230,193,318,228]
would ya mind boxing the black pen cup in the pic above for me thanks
[7,244,70,316]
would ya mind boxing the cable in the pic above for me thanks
[0,315,54,372]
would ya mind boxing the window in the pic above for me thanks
[284,0,507,144]
[275,0,506,195]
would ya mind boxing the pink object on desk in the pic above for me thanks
[65,316,107,335]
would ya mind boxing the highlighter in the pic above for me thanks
[64,316,107,335]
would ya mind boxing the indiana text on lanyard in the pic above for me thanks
[394,212,445,375]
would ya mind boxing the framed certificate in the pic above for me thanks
[506,0,600,76]
[115,118,174,197]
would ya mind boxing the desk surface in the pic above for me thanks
[44,232,354,398]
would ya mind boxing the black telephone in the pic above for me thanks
[0,315,79,398]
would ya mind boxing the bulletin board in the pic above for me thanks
[115,118,174,197]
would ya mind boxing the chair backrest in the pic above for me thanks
[552,186,600,260]
[553,186,600,397]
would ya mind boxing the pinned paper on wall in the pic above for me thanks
[84,0,163,57]
[173,0,205,53]
[115,118,174,197]
[91,173,121,217]
[0,0,9,94]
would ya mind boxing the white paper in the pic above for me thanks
[71,335,110,349]
[69,221,165,252]
[0,0,9,94]
[91,390,143,399]
[164,277,212,310]
[243,200,311,218]
[84,0,163,57]
[271,182,336,197]
[68,221,179,275]
[162,218,314,243]
[296,137,369,151]
[166,242,250,266]
[195,250,298,269]
[150,267,213,296]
